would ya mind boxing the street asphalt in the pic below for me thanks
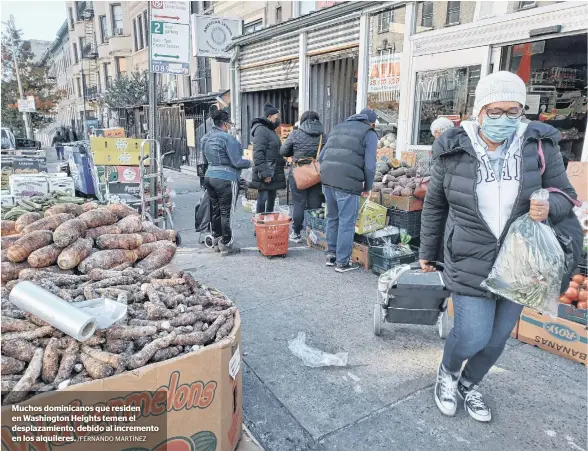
[166,169,588,451]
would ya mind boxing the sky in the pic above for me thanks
[1,1,66,42]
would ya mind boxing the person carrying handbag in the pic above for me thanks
[280,111,326,243]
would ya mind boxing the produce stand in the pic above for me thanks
[0,203,242,450]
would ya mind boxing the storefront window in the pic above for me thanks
[413,65,481,145]
[502,34,587,162]
[368,6,405,150]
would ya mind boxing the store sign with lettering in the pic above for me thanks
[368,53,402,93]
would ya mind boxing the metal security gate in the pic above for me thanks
[240,88,298,147]
[142,105,186,171]
[310,55,358,135]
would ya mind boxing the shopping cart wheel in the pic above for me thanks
[280,254,286,258]
[438,310,450,339]
[373,304,383,336]
[204,235,215,249]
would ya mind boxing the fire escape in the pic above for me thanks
[81,2,99,101]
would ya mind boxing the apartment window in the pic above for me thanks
[446,1,461,25]
[132,19,138,51]
[244,20,263,34]
[517,1,536,10]
[103,63,112,89]
[202,1,212,11]
[115,57,127,78]
[143,11,149,46]
[276,6,282,24]
[68,7,75,29]
[377,10,395,34]
[79,37,86,59]
[137,15,144,49]
[76,78,82,97]
[421,2,433,28]
[111,4,123,35]
[73,43,78,63]
[99,15,108,43]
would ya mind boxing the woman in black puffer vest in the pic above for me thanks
[280,111,326,242]
[249,103,286,213]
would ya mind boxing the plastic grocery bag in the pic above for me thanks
[241,167,253,184]
[288,332,348,367]
[481,189,565,317]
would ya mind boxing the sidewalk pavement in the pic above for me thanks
[169,170,587,451]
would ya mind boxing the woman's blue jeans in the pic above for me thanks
[442,294,523,384]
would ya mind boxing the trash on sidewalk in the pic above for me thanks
[288,332,348,367]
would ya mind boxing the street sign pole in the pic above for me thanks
[148,1,158,219]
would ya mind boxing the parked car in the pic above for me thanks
[15,137,42,150]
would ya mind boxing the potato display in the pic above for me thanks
[0,203,178,283]
[371,159,431,198]
[1,267,237,405]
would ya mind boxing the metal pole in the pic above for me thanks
[4,17,33,139]
[148,2,158,219]
[81,63,88,137]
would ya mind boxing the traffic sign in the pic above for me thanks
[150,1,190,24]
[149,1,190,75]
[17,96,36,113]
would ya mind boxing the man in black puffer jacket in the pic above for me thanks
[319,109,378,272]
[280,111,326,242]
[249,103,286,214]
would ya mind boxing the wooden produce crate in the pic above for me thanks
[381,193,423,211]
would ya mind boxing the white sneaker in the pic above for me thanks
[458,381,492,422]
[434,365,458,416]
[289,232,302,243]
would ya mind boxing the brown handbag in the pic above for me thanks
[292,135,322,190]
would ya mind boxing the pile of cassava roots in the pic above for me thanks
[0,203,238,406]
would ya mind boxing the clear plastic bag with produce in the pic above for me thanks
[481,189,565,317]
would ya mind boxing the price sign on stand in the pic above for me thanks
[149,1,191,75]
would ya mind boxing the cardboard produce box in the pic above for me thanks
[12,156,48,174]
[306,227,327,251]
[558,303,587,326]
[447,299,518,338]
[518,307,587,365]
[97,165,142,184]
[355,199,387,235]
[381,193,423,211]
[369,191,382,205]
[48,176,76,196]
[90,137,150,166]
[376,147,395,162]
[351,242,369,269]
[9,174,49,198]
[0,313,243,451]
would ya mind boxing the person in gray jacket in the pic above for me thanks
[419,71,581,423]
[202,109,251,255]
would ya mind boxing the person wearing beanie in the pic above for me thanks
[419,71,582,422]
[280,110,327,243]
[201,109,251,255]
[319,108,378,272]
[430,117,455,139]
[249,102,286,214]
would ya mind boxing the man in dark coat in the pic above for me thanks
[319,108,377,272]
[419,71,581,423]
[201,109,251,255]
[51,130,67,160]
[249,103,286,214]
[280,110,326,243]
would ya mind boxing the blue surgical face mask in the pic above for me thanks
[480,115,520,143]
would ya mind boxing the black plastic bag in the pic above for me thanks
[194,190,212,233]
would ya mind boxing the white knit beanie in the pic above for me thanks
[473,71,527,118]
[430,117,455,135]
